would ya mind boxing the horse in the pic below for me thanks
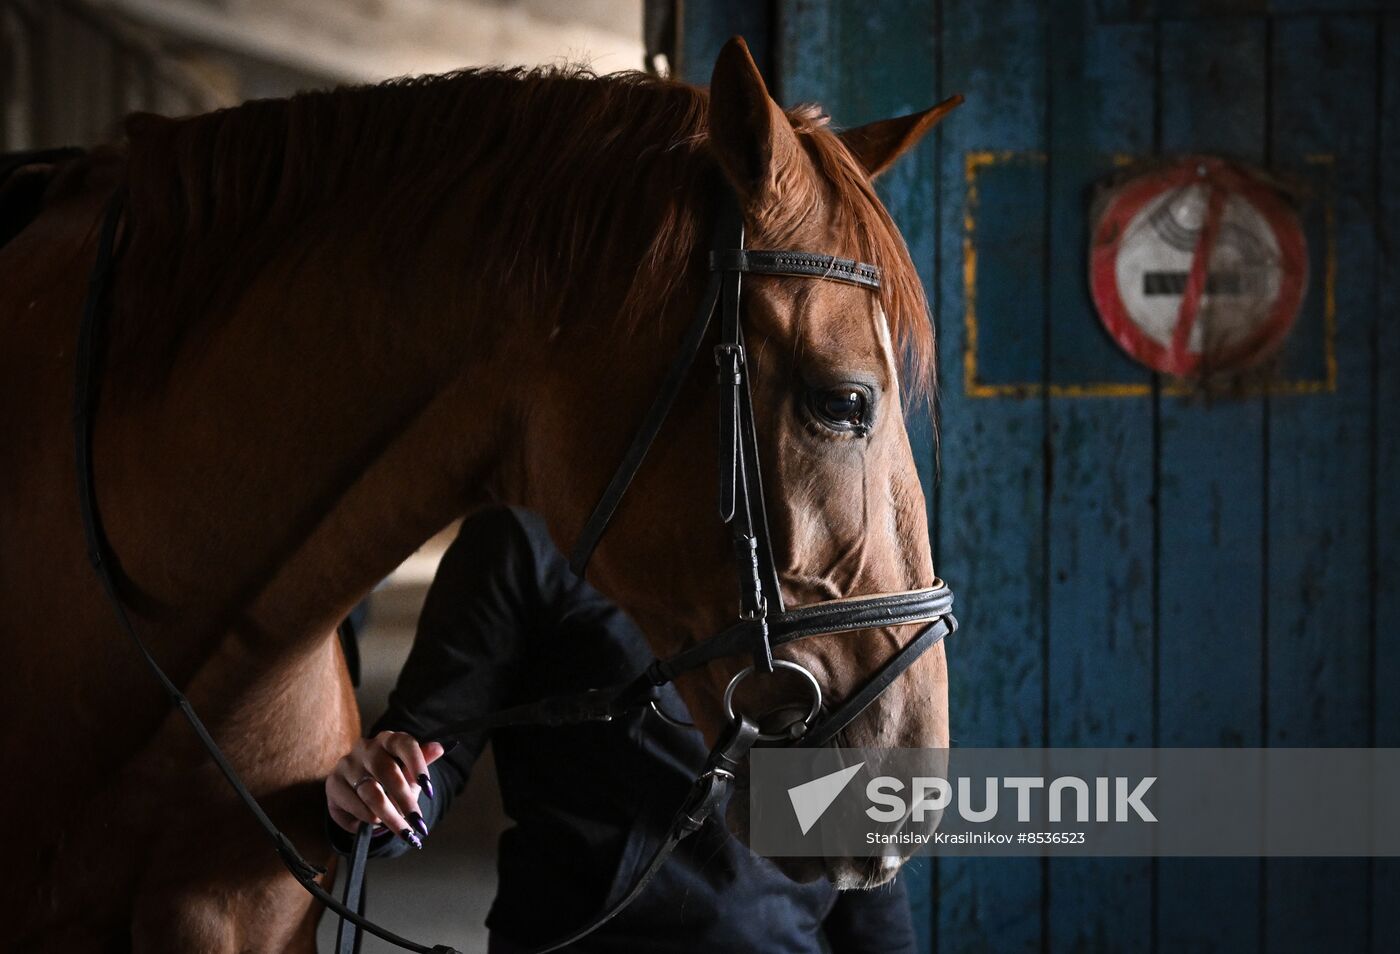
[0,37,956,953]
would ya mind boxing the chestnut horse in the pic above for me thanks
[0,38,955,953]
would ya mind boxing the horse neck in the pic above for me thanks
[103,221,528,659]
[104,175,705,665]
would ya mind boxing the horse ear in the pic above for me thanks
[708,36,803,207]
[838,95,964,180]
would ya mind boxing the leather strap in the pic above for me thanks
[708,249,881,290]
[409,580,951,754]
[523,716,759,953]
[645,584,953,684]
[568,190,882,582]
[735,347,784,624]
[419,686,632,745]
[797,616,956,749]
[75,192,463,954]
[712,199,783,674]
[568,270,723,576]
[340,705,758,954]
[336,822,373,954]
[338,616,362,688]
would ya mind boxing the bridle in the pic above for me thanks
[73,180,957,954]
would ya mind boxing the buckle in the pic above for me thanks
[678,767,735,833]
[714,343,744,384]
[676,716,760,834]
[739,596,767,622]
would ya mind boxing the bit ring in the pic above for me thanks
[722,659,822,742]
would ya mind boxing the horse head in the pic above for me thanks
[523,38,959,887]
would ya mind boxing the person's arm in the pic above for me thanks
[822,877,917,954]
[325,507,544,856]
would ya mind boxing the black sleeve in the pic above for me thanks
[373,507,545,792]
[823,877,917,954]
[329,508,546,858]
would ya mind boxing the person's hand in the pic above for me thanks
[326,731,447,849]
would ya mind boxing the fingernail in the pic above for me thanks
[401,829,423,850]
[408,812,429,838]
[418,774,435,800]
[442,739,460,755]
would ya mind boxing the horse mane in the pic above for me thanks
[117,66,934,401]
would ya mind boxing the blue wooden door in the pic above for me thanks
[678,2,1398,951]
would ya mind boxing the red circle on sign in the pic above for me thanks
[1089,156,1308,377]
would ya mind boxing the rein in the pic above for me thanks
[74,182,956,954]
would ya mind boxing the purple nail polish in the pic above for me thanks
[408,812,429,838]
[442,739,460,755]
[418,773,435,800]
[401,829,423,850]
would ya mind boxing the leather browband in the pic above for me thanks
[708,249,881,290]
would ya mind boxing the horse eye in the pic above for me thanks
[811,386,871,433]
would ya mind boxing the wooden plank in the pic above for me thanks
[776,4,941,947]
[1266,0,1387,13]
[1100,0,1389,19]
[937,1,1047,951]
[775,0,833,104]
[1374,15,1399,954]
[1264,15,1377,952]
[678,0,772,83]
[968,156,1051,392]
[1043,6,1155,952]
[1273,156,1335,386]
[1094,0,1159,21]
[1154,16,1268,953]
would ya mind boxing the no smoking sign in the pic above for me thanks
[1090,157,1308,377]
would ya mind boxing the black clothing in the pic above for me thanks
[354,507,915,953]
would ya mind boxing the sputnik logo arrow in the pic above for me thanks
[787,762,866,835]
